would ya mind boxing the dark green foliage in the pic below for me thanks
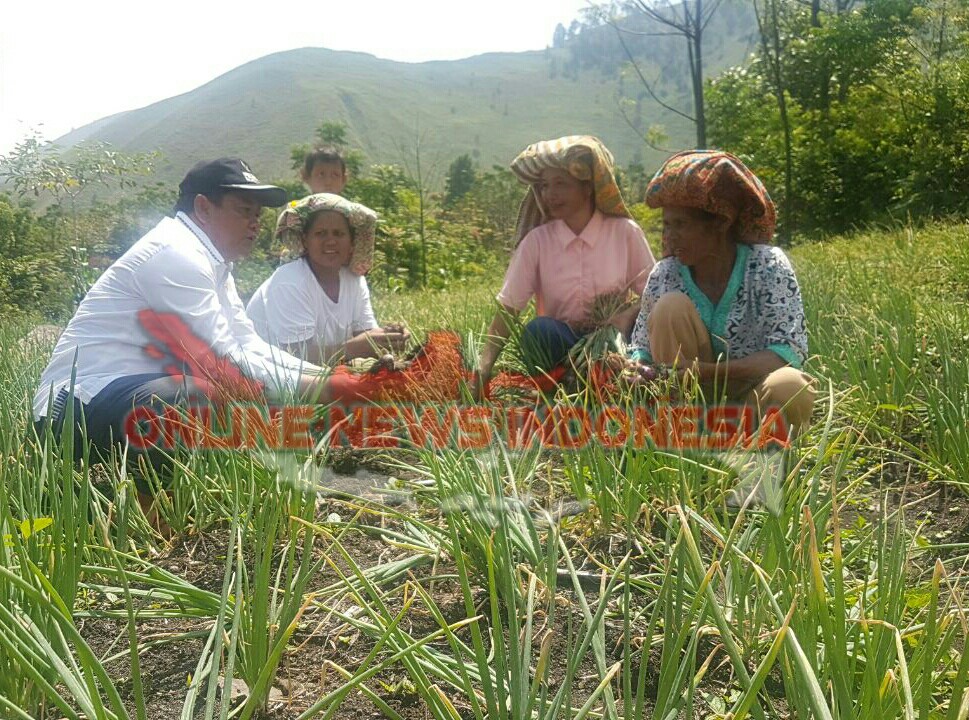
[448,165,524,247]
[707,0,969,236]
[347,165,416,216]
[0,137,159,314]
[616,162,652,206]
[357,160,505,291]
[444,154,477,206]
[0,195,72,320]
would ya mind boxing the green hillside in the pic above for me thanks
[54,4,755,184]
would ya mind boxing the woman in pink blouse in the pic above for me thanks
[476,136,655,390]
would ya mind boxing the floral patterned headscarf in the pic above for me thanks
[645,150,776,244]
[510,135,632,247]
[275,193,378,275]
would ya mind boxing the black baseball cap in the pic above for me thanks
[178,158,288,207]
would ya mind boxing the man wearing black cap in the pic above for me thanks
[33,159,330,500]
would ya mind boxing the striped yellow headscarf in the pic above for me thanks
[510,135,631,247]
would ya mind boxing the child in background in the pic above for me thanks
[301,147,348,196]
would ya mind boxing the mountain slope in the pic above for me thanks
[54,5,756,184]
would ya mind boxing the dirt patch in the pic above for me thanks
[77,492,646,719]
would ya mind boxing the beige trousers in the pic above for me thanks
[647,292,816,436]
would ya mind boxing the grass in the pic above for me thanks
[2,220,969,718]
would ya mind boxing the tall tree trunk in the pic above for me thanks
[415,140,427,288]
[755,0,795,243]
[628,0,714,148]
[770,0,794,243]
[777,93,794,245]
[693,0,707,147]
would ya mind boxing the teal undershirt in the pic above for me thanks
[632,244,801,369]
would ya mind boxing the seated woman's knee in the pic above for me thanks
[760,367,817,433]
[649,292,694,323]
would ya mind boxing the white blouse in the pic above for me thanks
[246,259,379,349]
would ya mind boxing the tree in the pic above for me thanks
[452,165,524,243]
[553,23,568,48]
[316,120,349,147]
[617,160,652,204]
[706,0,968,235]
[394,121,443,288]
[0,133,156,306]
[753,0,797,243]
[0,193,74,318]
[103,181,178,257]
[444,154,477,206]
[609,0,727,147]
[0,133,155,240]
[347,165,414,216]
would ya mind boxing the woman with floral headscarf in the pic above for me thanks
[247,193,409,365]
[629,150,815,434]
[476,135,655,391]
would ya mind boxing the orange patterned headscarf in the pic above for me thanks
[645,150,776,244]
[510,135,632,247]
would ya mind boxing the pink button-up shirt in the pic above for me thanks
[497,211,655,329]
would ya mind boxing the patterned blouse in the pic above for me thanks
[629,244,808,368]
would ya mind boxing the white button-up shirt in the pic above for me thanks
[33,212,317,420]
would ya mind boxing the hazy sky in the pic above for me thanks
[0,0,590,155]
